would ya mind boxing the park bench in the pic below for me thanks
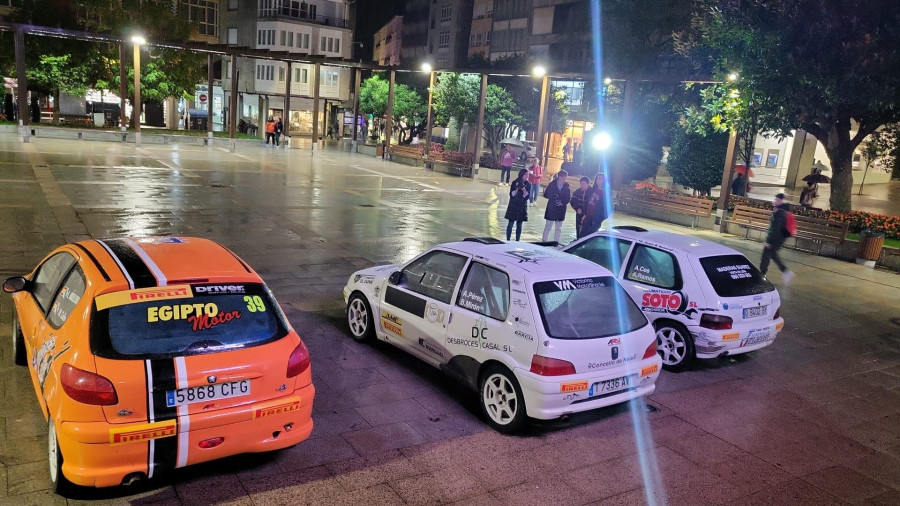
[429,159,473,178]
[614,188,715,228]
[726,205,848,253]
[388,144,424,166]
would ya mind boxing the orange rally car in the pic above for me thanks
[3,237,315,491]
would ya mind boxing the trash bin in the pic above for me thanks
[856,229,884,267]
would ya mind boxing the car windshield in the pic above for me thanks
[91,283,289,359]
[699,255,774,297]
[533,276,647,340]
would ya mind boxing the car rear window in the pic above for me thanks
[699,255,774,297]
[533,276,647,340]
[91,283,289,359]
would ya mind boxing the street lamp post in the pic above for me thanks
[131,35,146,145]
[422,63,434,161]
[533,66,550,168]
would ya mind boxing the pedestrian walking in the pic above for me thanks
[571,176,590,239]
[504,168,531,241]
[499,144,515,186]
[581,173,609,237]
[542,170,570,244]
[527,158,543,206]
[731,172,746,197]
[264,117,275,147]
[274,117,283,147]
[760,193,795,284]
[562,139,572,162]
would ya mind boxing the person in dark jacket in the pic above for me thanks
[504,168,531,241]
[542,170,570,243]
[571,176,590,238]
[760,193,794,284]
[731,173,746,197]
[581,173,609,236]
[274,117,283,147]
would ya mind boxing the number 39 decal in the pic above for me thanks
[243,295,266,312]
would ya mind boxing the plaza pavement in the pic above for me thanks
[0,135,899,505]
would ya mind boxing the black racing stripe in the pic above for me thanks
[385,286,427,318]
[103,239,157,288]
[73,243,111,281]
[149,359,178,476]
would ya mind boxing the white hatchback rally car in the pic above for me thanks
[563,227,785,371]
[342,239,662,433]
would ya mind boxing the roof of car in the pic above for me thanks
[440,240,613,278]
[75,237,259,289]
[601,228,738,257]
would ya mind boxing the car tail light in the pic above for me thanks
[773,308,780,320]
[643,339,657,359]
[198,437,224,449]
[530,355,576,376]
[287,340,311,378]
[60,364,118,405]
[700,313,733,330]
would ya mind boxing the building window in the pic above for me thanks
[186,0,218,37]
[327,38,334,52]
[227,28,237,45]
[266,65,274,80]
[438,31,450,49]
[335,38,340,54]
[258,0,275,16]
[228,0,238,10]
[323,70,339,86]
[303,33,310,49]
[287,32,294,46]
[281,30,286,46]
[278,66,285,82]
[268,30,275,45]
[295,68,301,82]
[256,64,263,80]
[257,29,263,45]
[301,68,309,83]
[440,5,452,22]
[320,36,326,51]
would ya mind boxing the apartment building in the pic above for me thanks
[468,0,493,59]
[221,0,354,136]
[373,15,402,66]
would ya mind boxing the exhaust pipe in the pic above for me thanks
[121,472,146,487]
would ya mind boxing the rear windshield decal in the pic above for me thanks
[96,285,193,310]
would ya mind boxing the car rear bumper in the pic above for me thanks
[693,318,784,359]
[515,358,661,420]
[57,384,314,488]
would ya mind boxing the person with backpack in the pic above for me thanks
[760,193,795,284]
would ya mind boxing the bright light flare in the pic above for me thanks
[727,72,738,81]
[421,63,432,73]
[592,132,613,151]
[532,65,547,78]
[131,35,147,45]
[604,77,612,85]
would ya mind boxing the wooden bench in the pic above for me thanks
[726,205,848,253]
[387,144,424,165]
[615,188,715,227]
[429,159,473,178]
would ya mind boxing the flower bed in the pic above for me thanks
[629,183,900,239]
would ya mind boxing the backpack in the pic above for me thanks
[784,211,797,237]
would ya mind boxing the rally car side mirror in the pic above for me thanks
[388,271,402,285]
[2,276,28,293]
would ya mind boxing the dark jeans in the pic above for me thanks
[274,132,281,146]
[575,213,584,238]
[500,166,511,183]
[506,220,523,241]
[760,244,787,275]
[265,132,275,145]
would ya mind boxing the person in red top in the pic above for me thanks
[499,144,516,186]
[527,158,543,206]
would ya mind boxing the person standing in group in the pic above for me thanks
[760,193,795,284]
[571,176,590,238]
[504,168,531,241]
[581,173,610,236]
[542,170,570,243]
[731,172,746,197]
[274,117,284,147]
[264,117,276,147]
[499,144,516,186]
[527,158,543,207]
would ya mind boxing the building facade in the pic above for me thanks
[220,0,353,136]
[373,15,402,66]
[468,0,493,59]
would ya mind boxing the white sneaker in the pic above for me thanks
[782,270,794,285]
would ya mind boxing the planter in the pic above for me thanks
[376,144,384,157]
[856,229,885,268]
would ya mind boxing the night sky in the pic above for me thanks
[354,0,405,61]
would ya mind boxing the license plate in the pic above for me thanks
[166,380,250,407]
[740,333,772,348]
[743,305,767,318]
[589,375,634,397]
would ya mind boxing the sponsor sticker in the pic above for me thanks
[253,400,301,419]
[96,285,192,310]
[381,311,403,336]
[641,364,659,376]
[722,332,740,341]
[560,381,588,393]
[193,284,246,295]
[109,420,177,445]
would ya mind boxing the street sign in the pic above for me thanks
[199,94,208,102]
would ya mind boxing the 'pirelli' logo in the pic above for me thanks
[560,381,588,393]
[109,420,177,445]
[253,400,301,419]
[96,285,192,310]
[641,364,659,377]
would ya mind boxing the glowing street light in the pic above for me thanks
[727,72,738,81]
[130,35,147,45]
[604,77,612,85]
[421,62,432,73]
[532,65,547,78]
[592,131,613,151]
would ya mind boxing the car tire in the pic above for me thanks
[48,419,73,495]
[654,321,695,372]
[479,365,527,434]
[346,293,374,343]
[12,307,26,366]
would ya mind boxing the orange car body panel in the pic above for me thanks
[9,237,315,488]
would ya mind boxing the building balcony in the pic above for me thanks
[258,12,350,29]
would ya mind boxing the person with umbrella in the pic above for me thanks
[499,144,516,186]
[800,168,830,208]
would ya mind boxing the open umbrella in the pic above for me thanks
[802,173,831,184]
[499,138,525,148]
[734,164,755,177]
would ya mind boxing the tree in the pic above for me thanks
[857,124,899,195]
[666,127,729,195]
[679,0,900,211]
[26,55,92,123]
[483,84,525,158]
[357,74,427,144]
